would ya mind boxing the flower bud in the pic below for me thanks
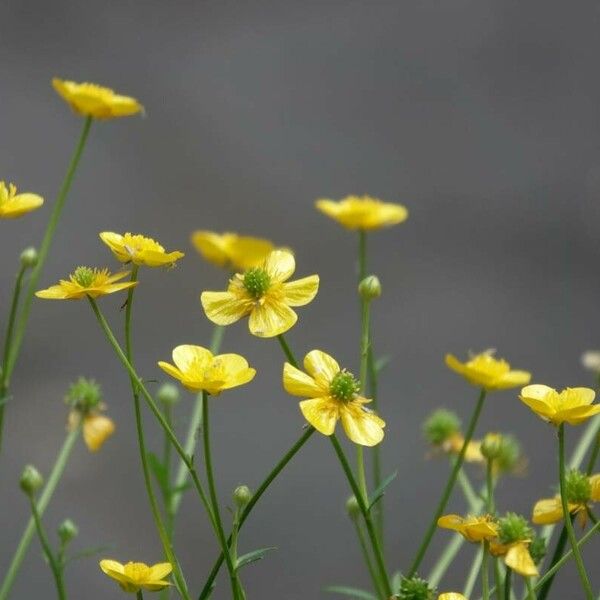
[20,247,38,269]
[423,409,461,445]
[233,485,252,510]
[58,519,79,544]
[345,495,360,521]
[481,432,503,460]
[20,464,44,495]
[358,275,382,301]
[157,383,180,406]
[397,575,436,600]
[581,351,600,374]
[498,513,533,545]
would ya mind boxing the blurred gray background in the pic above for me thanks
[1,0,599,597]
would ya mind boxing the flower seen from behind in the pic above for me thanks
[35,267,137,300]
[158,345,255,395]
[99,559,172,593]
[445,350,531,391]
[201,249,319,338]
[315,194,408,230]
[283,349,385,446]
[53,78,143,119]
[437,514,499,543]
[100,232,184,268]
[0,181,44,219]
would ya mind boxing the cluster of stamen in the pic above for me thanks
[329,370,360,402]
[243,267,271,298]
[72,266,96,287]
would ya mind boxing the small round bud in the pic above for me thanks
[565,470,592,504]
[423,409,461,445]
[58,519,79,544]
[20,247,38,268]
[498,513,533,545]
[233,485,253,510]
[358,275,382,301]
[582,350,600,374]
[481,432,503,460]
[20,465,44,495]
[345,495,360,520]
[157,383,180,406]
[529,535,547,564]
[398,575,436,600]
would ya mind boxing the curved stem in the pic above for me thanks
[408,388,487,577]
[202,392,242,599]
[0,427,80,599]
[504,568,512,600]
[558,424,593,599]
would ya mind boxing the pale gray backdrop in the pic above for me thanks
[1,0,599,598]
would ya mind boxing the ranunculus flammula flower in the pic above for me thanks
[35,267,137,300]
[519,384,600,426]
[158,345,256,395]
[53,78,143,119]
[201,249,319,338]
[490,541,538,577]
[0,181,44,219]
[315,194,408,230]
[283,349,385,446]
[437,514,499,543]
[99,559,172,593]
[191,230,277,271]
[445,350,531,391]
[100,232,184,268]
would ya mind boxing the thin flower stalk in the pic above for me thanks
[463,546,483,597]
[482,541,491,600]
[352,519,387,599]
[504,568,512,600]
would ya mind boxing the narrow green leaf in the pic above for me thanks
[235,547,277,572]
[147,452,169,496]
[324,585,378,599]
[368,471,397,510]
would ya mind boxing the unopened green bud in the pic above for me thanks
[345,495,360,520]
[397,575,436,600]
[233,485,252,510]
[565,470,591,504]
[20,465,44,495]
[498,513,533,545]
[481,432,503,460]
[529,535,547,564]
[58,519,79,544]
[358,275,382,301]
[494,434,521,474]
[157,383,180,406]
[65,377,102,413]
[20,247,38,268]
[423,409,461,445]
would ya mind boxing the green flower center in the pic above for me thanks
[498,512,533,544]
[243,268,271,298]
[329,370,360,402]
[72,266,95,287]
[565,470,592,504]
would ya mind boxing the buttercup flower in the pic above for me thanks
[53,78,143,119]
[158,345,256,395]
[439,595,467,600]
[201,250,319,338]
[99,559,171,593]
[0,181,43,219]
[445,350,531,391]
[68,412,115,452]
[315,195,408,230]
[100,232,184,268]
[519,384,600,426]
[191,231,278,271]
[490,514,539,577]
[36,267,137,300]
[283,349,385,446]
[437,514,499,543]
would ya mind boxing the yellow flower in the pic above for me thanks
[158,345,256,395]
[445,433,484,463]
[191,231,277,271]
[445,350,531,391]
[100,232,184,268]
[53,78,143,119]
[0,181,43,219]
[83,415,115,452]
[437,514,499,543]
[315,195,408,230]
[439,594,468,600]
[519,384,600,426]
[282,349,385,446]
[99,559,171,593]
[36,267,137,300]
[490,541,538,577]
[201,250,319,338]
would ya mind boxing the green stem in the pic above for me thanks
[367,347,383,538]
[137,591,144,600]
[525,577,536,600]
[558,424,593,599]
[463,546,483,597]
[537,523,569,600]
[277,334,297,367]
[356,293,371,505]
[197,426,315,600]
[494,559,504,600]
[482,541,490,600]
[408,388,487,577]
[330,434,392,598]
[586,508,598,525]
[202,392,243,600]
[29,496,66,600]
[0,427,80,599]
[584,419,600,475]
[486,459,495,514]
[124,268,190,600]
[504,568,512,600]
[352,520,386,599]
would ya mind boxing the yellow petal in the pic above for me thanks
[99,559,125,576]
[172,345,213,372]
[304,350,340,383]
[283,363,324,397]
[282,275,320,306]
[35,285,70,299]
[340,402,385,446]
[589,474,600,502]
[0,193,44,218]
[505,543,539,577]
[556,404,600,426]
[263,250,295,282]
[228,236,276,270]
[148,563,173,580]
[532,497,563,525]
[190,231,231,267]
[496,370,531,389]
[439,594,468,600]
[437,514,464,532]
[299,397,339,435]
[157,361,186,384]
[248,300,297,337]
[213,353,256,390]
[201,291,251,325]
[83,415,115,452]
[520,384,555,401]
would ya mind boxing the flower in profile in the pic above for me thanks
[100,232,184,268]
[158,345,255,395]
[35,267,137,300]
[0,181,43,219]
[191,231,279,271]
[201,250,319,338]
[445,350,531,391]
[283,349,385,446]
[99,559,171,593]
[315,195,408,230]
[490,513,539,577]
[532,471,600,527]
[53,78,143,119]
[437,514,499,543]
[519,384,600,426]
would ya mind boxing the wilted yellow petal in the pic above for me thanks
[505,543,538,577]
[83,415,115,452]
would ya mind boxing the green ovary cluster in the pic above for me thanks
[72,266,95,287]
[329,370,360,402]
[498,512,532,544]
[565,470,592,504]
[243,267,271,298]
[423,408,461,445]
